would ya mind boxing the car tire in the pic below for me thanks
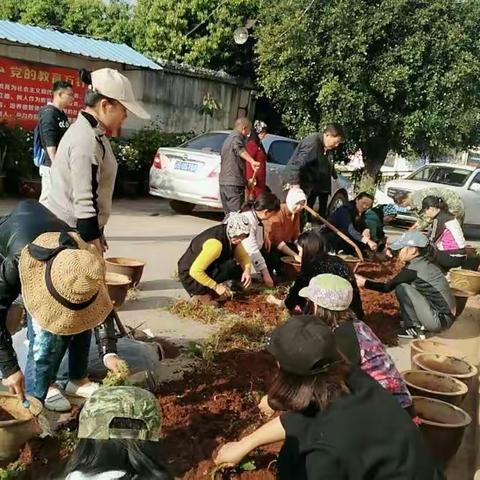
[169,200,196,215]
[328,191,348,216]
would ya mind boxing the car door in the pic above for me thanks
[265,140,298,201]
[462,171,480,226]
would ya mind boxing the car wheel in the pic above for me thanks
[169,200,196,215]
[328,191,348,216]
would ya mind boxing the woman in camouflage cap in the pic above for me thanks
[65,386,172,480]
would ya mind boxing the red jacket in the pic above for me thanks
[245,139,267,199]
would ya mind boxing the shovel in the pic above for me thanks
[246,166,258,201]
[304,205,364,263]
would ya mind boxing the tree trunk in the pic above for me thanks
[361,136,390,178]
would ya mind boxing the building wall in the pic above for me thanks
[0,42,253,134]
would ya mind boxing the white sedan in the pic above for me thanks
[149,131,353,215]
[378,162,480,229]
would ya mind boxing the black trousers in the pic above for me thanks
[307,191,329,219]
[263,242,298,277]
[220,185,245,215]
[436,251,480,272]
[179,259,243,296]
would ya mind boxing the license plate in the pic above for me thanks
[174,160,198,173]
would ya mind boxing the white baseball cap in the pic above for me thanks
[91,68,150,120]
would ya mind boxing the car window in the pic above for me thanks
[408,165,471,187]
[267,140,297,165]
[180,133,229,153]
[469,172,480,192]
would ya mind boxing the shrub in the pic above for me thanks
[113,124,195,184]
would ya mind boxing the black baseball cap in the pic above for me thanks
[267,315,338,376]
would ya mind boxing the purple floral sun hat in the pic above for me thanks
[299,274,353,311]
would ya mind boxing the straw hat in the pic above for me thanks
[19,232,113,335]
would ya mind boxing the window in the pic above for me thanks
[469,172,480,192]
[408,165,471,187]
[180,133,229,153]
[267,140,297,165]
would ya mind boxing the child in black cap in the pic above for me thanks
[214,315,444,480]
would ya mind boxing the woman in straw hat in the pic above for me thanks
[19,229,125,406]
[0,200,124,408]
[215,316,443,479]
[44,68,150,254]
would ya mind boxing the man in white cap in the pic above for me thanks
[45,68,150,253]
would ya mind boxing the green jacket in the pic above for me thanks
[363,208,385,242]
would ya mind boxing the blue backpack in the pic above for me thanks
[33,123,45,167]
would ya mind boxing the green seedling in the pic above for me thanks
[183,342,204,359]
[0,460,25,480]
[102,361,131,387]
[240,460,257,471]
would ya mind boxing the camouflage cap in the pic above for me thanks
[78,386,162,441]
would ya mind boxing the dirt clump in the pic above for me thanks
[159,348,279,479]
[223,293,287,328]
[356,260,403,346]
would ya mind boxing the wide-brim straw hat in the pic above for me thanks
[19,231,113,335]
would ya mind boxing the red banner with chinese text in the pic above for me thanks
[0,57,87,130]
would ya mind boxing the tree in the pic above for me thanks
[256,0,480,175]
[133,0,258,76]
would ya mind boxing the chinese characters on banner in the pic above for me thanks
[0,57,87,130]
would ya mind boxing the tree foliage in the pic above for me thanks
[0,0,257,76]
[133,0,258,76]
[256,0,480,174]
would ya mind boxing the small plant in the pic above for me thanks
[103,361,131,387]
[183,341,204,359]
[168,299,223,324]
[170,269,180,281]
[0,460,25,480]
[57,429,78,455]
[240,460,257,472]
[202,317,268,361]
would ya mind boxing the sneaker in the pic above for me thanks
[44,387,71,412]
[65,381,100,399]
[397,326,426,340]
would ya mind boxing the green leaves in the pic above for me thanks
[256,0,480,173]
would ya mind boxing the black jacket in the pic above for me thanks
[328,200,366,244]
[283,133,336,194]
[0,200,117,377]
[279,368,444,480]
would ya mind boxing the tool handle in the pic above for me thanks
[304,205,364,262]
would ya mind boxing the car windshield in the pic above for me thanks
[180,133,229,153]
[408,165,471,187]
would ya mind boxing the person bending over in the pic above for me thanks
[178,212,252,305]
[356,231,455,340]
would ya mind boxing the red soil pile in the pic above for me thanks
[159,349,279,479]
[223,293,286,327]
[356,260,403,346]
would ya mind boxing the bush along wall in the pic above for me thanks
[111,127,195,196]
[0,122,37,196]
